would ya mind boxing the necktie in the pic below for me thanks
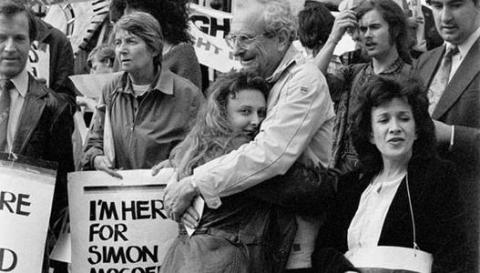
[0,79,13,152]
[428,45,459,115]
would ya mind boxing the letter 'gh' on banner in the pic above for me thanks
[0,153,56,273]
[68,169,178,273]
[188,3,239,72]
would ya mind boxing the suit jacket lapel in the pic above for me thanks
[421,47,444,88]
[433,38,480,119]
[12,75,47,154]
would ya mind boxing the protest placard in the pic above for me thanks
[50,212,71,263]
[68,169,179,273]
[189,4,239,72]
[70,72,122,99]
[189,21,239,73]
[27,41,50,87]
[0,153,56,273]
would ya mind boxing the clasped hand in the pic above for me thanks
[151,162,200,228]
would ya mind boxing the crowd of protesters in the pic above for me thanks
[0,0,479,272]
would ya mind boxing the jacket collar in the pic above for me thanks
[365,57,407,76]
[34,17,54,43]
[113,66,175,96]
[445,26,480,60]
[353,157,431,245]
[357,157,431,201]
[433,36,480,119]
[9,68,29,97]
[266,44,303,84]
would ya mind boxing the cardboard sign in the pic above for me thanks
[49,212,71,263]
[0,154,56,273]
[68,169,178,273]
[70,72,122,99]
[27,41,50,87]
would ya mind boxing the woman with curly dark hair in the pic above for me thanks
[109,0,202,89]
[313,76,466,272]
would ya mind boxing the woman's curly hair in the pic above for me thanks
[170,71,270,179]
[351,75,436,175]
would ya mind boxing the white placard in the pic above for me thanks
[68,169,178,273]
[27,41,50,87]
[0,156,56,273]
[70,72,122,99]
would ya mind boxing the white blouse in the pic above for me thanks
[346,172,406,256]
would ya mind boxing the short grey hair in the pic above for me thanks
[113,11,164,66]
[258,0,297,42]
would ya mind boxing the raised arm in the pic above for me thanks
[313,10,357,74]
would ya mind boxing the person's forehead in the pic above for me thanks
[231,8,265,34]
[0,12,29,33]
[359,9,385,24]
[114,29,138,39]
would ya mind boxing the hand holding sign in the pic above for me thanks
[93,156,123,179]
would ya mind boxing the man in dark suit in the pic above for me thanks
[0,0,73,237]
[413,0,479,271]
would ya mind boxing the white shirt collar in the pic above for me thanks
[446,26,480,58]
[8,69,29,98]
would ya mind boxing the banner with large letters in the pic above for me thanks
[189,3,239,72]
[68,169,178,273]
[0,154,56,273]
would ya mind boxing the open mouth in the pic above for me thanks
[388,137,404,144]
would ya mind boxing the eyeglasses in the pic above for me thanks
[225,32,272,48]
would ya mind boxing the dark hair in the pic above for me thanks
[298,2,334,53]
[351,76,436,175]
[109,0,126,23]
[355,0,412,64]
[0,0,37,41]
[171,71,269,179]
[113,11,164,66]
[125,0,191,45]
[87,44,115,68]
[426,0,478,5]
